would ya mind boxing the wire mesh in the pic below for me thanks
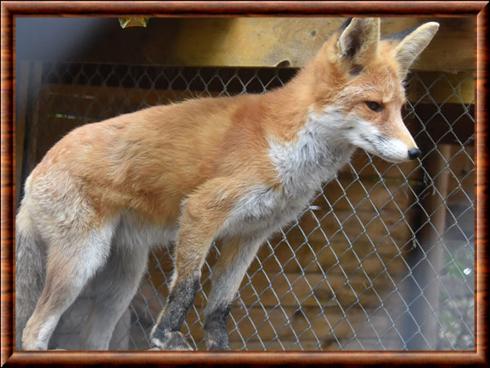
[21,62,475,351]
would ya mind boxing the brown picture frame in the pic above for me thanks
[1,1,488,366]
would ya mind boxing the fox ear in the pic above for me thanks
[394,22,439,78]
[337,18,380,65]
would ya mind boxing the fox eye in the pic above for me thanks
[365,101,384,112]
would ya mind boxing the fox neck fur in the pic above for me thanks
[260,61,357,199]
[268,106,354,198]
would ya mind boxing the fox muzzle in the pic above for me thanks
[407,148,421,160]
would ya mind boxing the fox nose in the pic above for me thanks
[408,148,421,160]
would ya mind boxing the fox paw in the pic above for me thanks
[150,331,193,351]
[205,330,230,351]
[206,338,230,351]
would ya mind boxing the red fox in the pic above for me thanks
[16,18,439,350]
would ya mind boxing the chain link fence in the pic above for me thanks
[18,62,475,351]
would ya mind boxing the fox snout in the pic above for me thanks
[391,119,421,161]
[372,131,421,163]
[393,128,421,161]
[371,135,421,163]
[407,147,421,160]
[345,117,421,164]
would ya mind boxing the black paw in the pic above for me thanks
[204,305,231,351]
[150,331,193,351]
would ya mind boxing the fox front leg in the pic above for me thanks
[150,277,199,350]
[149,177,249,350]
[203,235,267,350]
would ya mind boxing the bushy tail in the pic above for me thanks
[15,204,45,349]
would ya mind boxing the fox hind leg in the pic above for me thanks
[21,225,114,350]
[79,241,149,350]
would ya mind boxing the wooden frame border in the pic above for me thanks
[1,1,488,366]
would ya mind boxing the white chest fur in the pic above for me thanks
[220,108,355,239]
[268,108,355,198]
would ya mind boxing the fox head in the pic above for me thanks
[306,18,439,162]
